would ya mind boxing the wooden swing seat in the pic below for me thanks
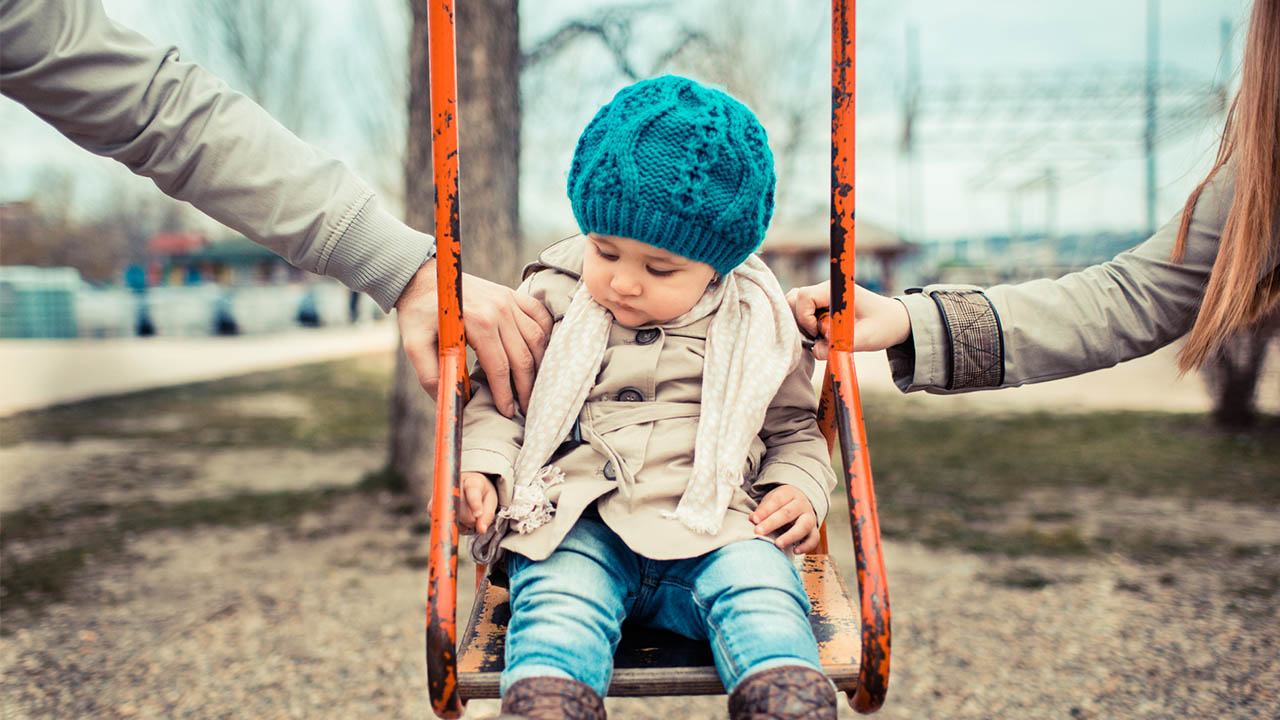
[456,553,862,700]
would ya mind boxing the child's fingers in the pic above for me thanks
[750,489,796,525]
[476,483,498,535]
[772,512,816,550]
[813,338,830,361]
[753,497,804,536]
[790,525,821,555]
[787,288,821,337]
[460,477,487,533]
[460,484,481,530]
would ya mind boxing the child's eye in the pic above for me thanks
[593,245,619,261]
[646,266,676,277]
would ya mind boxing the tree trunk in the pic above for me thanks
[1203,313,1279,429]
[388,0,522,510]
[387,0,437,510]
[457,0,523,287]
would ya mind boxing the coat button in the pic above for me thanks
[616,387,644,402]
[634,328,660,345]
[602,461,616,480]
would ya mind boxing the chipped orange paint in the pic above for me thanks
[829,0,857,352]
[828,0,891,713]
[802,554,861,672]
[829,352,891,713]
[457,581,509,675]
[813,368,837,556]
[426,0,465,717]
[427,355,465,719]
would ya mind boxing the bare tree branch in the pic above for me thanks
[520,2,704,80]
[189,0,316,135]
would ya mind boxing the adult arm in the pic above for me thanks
[0,0,427,312]
[2,0,551,411]
[891,167,1237,392]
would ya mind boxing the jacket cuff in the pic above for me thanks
[927,287,1005,390]
[890,293,949,391]
[319,194,436,313]
[890,287,1005,392]
[756,458,833,525]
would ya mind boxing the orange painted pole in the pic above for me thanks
[831,0,891,713]
[426,0,466,717]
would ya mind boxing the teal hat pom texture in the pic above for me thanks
[567,75,776,275]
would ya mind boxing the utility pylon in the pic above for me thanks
[895,11,1232,241]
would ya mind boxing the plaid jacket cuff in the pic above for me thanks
[929,289,1005,390]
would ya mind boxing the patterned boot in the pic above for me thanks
[728,665,837,720]
[499,676,607,720]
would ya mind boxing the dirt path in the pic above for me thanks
[2,441,1276,719]
[2,351,1277,719]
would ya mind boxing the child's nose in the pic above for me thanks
[610,270,642,296]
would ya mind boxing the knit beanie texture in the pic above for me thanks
[567,75,775,275]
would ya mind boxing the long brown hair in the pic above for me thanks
[1173,0,1280,371]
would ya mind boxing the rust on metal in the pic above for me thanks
[829,0,857,345]
[812,324,836,557]
[830,352,891,712]
[427,355,465,718]
[802,553,862,673]
[829,0,891,713]
[426,0,465,716]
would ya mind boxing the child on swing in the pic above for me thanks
[458,75,838,720]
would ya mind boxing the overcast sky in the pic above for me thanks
[0,0,1254,245]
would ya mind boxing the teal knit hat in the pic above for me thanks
[567,75,775,275]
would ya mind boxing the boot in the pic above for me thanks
[500,676,606,720]
[728,665,836,720]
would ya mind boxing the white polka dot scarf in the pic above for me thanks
[497,253,800,539]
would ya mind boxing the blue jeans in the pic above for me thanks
[501,515,821,697]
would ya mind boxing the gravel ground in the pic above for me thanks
[3,343,1278,719]
[2,441,1276,720]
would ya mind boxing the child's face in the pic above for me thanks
[582,233,718,328]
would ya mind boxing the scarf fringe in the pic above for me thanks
[498,465,565,534]
[661,507,724,535]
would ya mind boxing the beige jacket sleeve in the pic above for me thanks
[890,165,1247,392]
[0,0,432,311]
[750,351,837,524]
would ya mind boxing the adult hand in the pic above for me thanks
[751,485,820,555]
[396,258,554,417]
[785,281,911,358]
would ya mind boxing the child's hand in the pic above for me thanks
[750,486,820,554]
[458,472,498,535]
[785,281,912,357]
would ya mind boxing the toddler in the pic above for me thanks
[459,75,837,720]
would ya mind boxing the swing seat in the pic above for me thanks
[456,553,862,699]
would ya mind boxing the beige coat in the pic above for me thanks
[461,237,836,562]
